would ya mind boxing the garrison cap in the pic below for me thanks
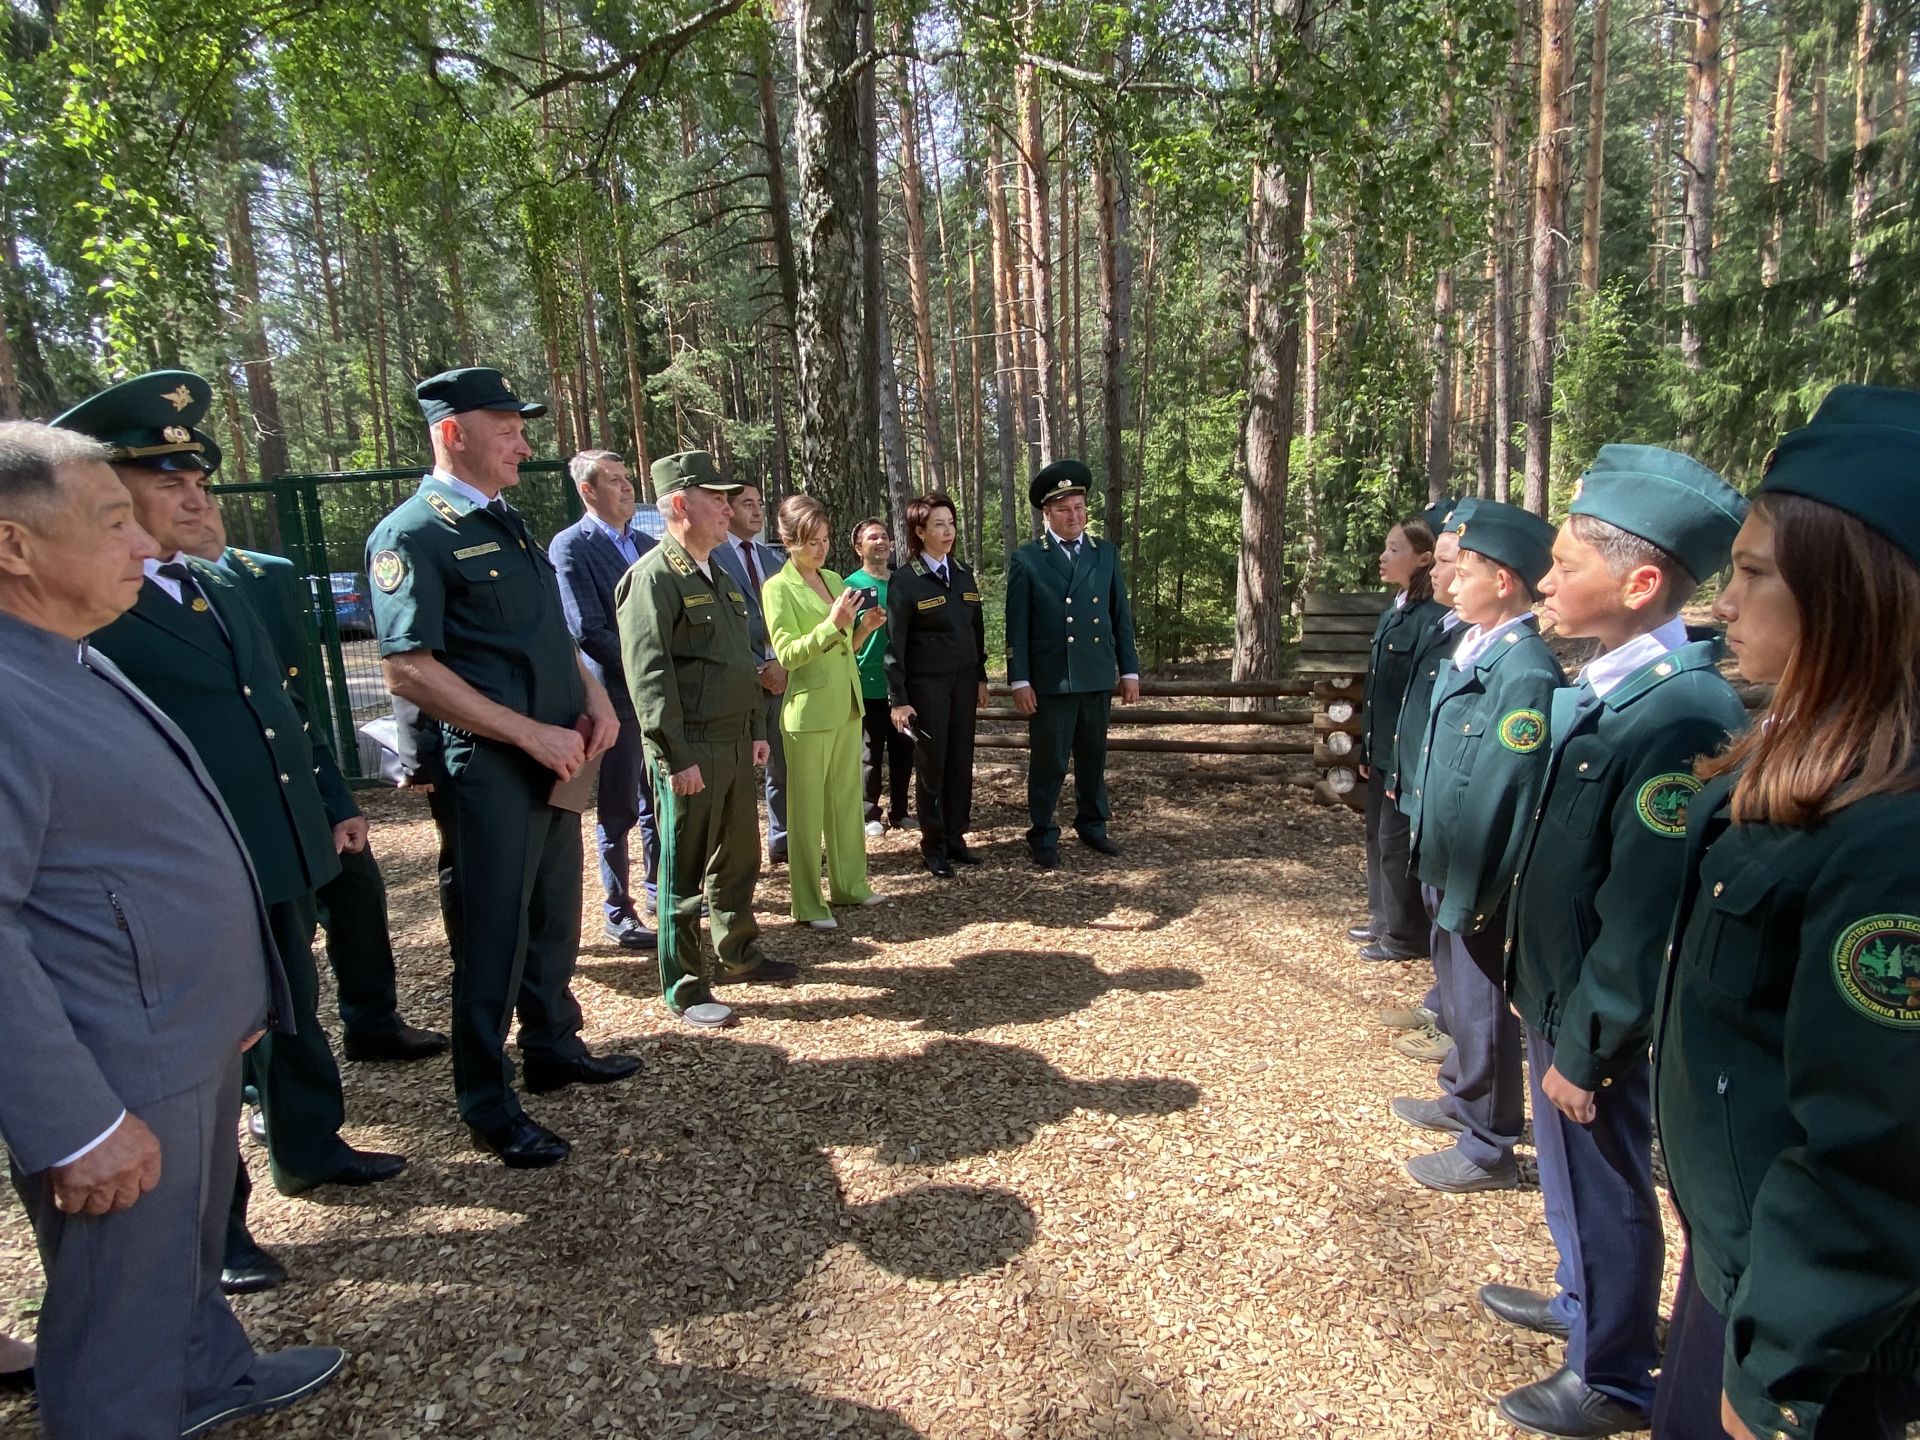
[1419,496,1457,533]
[1440,496,1481,535]
[1455,500,1556,587]
[650,450,741,497]
[51,370,223,474]
[1569,444,1747,583]
[1030,459,1092,508]
[1759,384,1920,568]
[415,367,548,425]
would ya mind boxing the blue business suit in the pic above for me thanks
[550,515,660,923]
[711,533,790,858]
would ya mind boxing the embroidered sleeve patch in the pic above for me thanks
[1635,772,1701,836]
[1497,708,1547,752]
[371,550,406,593]
[1832,915,1920,1028]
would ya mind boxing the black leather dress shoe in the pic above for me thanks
[947,845,983,865]
[220,1239,289,1296]
[1077,832,1121,856]
[246,1106,267,1146]
[1497,1365,1649,1438]
[276,1148,408,1197]
[1348,924,1375,943]
[344,1023,450,1063]
[1480,1283,1572,1339]
[1358,941,1425,963]
[923,854,955,878]
[603,915,658,950]
[522,1052,642,1094]
[716,958,800,985]
[1030,847,1061,870]
[470,1115,571,1169]
[0,1364,32,1394]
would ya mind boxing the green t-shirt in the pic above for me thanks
[845,568,890,699]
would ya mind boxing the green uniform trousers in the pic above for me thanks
[654,732,764,1012]
[1027,689,1112,851]
[781,715,873,921]
[249,893,352,1189]
[315,841,406,1041]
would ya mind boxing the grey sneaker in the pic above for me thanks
[1405,1145,1520,1193]
[1379,1003,1443,1032]
[181,1346,345,1437]
[1390,1095,1465,1134]
[1393,1031,1455,1064]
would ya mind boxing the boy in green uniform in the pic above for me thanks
[1486,448,1750,1438]
[1397,502,1562,1192]
[616,452,794,1024]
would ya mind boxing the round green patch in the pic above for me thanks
[1635,772,1701,836]
[1832,915,1920,1028]
[371,549,406,593]
[1497,708,1546,753]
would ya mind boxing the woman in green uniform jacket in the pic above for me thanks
[1651,385,1920,1440]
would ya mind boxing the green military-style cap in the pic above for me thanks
[1455,499,1556,587]
[1440,496,1481,535]
[415,367,547,425]
[51,369,223,474]
[1759,385,1920,568]
[1419,495,1457,533]
[1569,444,1748,583]
[651,449,741,496]
[1030,458,1092,508]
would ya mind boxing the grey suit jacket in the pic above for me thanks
[711,534,786,664]
[0,611,292,1174]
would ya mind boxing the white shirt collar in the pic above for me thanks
[431,467,495,509]
[143,554,187,601]
[1450,610,1534,669]
[1393,590,1409,610]
[1047,527,1086,550]
[1579,616,1690,698]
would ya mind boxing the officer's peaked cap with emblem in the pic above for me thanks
[1418,496,1457,533]
[1455,500,1556,587]
[416,367,548,425]
[1569,444,1748,583]
[1440,496,1481,536]
[1030,458,1092,509]
[1758,384,1920,568]
[651,450,741,497]
[51,370,223,474]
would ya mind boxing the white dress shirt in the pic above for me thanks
[1578,616,1690,699]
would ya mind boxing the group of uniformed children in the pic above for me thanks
[1353,384,1920,1440]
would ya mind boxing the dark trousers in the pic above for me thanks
[907,673,978,860]
[593,712,660,922]
[16,1062,255,1440]
[861,695,913,825]
[762,692,788,859]
[1425,888,1523,1170]
[315,841,405,1040]
[1653,1247,1920,1438]
[248,893,351,1189]
[1026,688,1112,852]
[1364,770,1426,956]
[429,741,587,1129]
[1526,1028,1661,1409]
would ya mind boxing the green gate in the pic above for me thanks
[210,461,581,782]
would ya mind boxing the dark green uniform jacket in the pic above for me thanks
[1506,641,1746,1090]
[366,475,585,730]
[1408,616,1563,934]
[882,556,988,706]
[1654,774,1920,1439]
[614,535,767,774]
[1361,594,1448,772]
[1005,532,1139,694]
[91,560,343,906]
[1387,612,1463,820]
[219,546,358,826]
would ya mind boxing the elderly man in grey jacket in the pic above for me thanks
[0,422,342,1439]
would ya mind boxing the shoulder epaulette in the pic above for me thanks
[231,549,266,578]
[666,547,694,577]
[425,491,462,526]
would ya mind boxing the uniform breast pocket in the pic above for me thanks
[682,605,719,651]
[453,554,529,627]
[1434,715,1486,775]
[1550,750,1614,839]
[1688,857,1785,1000]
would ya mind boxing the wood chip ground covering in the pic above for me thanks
[1,746,1691,1439]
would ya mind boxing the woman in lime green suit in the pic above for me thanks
[761,494,889,926]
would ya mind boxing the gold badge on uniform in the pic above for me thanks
[190,597,210,612]
[162,384,194,412]
[163,425,191,444]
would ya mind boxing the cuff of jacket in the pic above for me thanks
[1723,1349,1818,1440]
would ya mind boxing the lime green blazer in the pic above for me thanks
[762,562,864,733]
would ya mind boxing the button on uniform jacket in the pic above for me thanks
[1005,532,1138,695]
[549,516,658,721]
[1654,773,1920,1440]
[1506,641,1748,1090]
[761,562,864,733]
[883,556,988,704]
[1361,594,1448,772]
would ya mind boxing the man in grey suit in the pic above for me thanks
[710,481,789,862]
[0,422,343,1437]
[550,449,659,946]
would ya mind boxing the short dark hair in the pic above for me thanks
[0,422,110,522]
[903,492,957,560]
[1567,513,1698,614]
[850,515,888,548]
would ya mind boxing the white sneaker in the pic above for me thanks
[852,892,886,906]
[864,820,886,838]
[806,916,839,930]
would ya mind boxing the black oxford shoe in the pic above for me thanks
[602,915,658,950]
[221,1239,289,1296]
[1030,847,1061,870]
[923,854,955,878]
[1359,942,1425,963]
[246,1106,266,1147]
[344,1023,450,1063]
[1348,924,1375,943]
[1077,832,1121,856]
[277,1148,408,1197]
[470,1115,571,1169]
[947,844,984,865]
[522,1052,642,1094]
[1496,1365,1649,1438]
[1480,1283,1572,1339]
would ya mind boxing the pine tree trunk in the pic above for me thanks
[1580,0,1610,293]
[1649,16,1675,296]
[1524,0,1574,513]
[224,136,291,482]
[895,51,948,495]
[1717,0,1740,205]
[1299,178,1323,598]
[987,124,1032,523]
[919,66,968,527]
[1762,42,1794,287]
[1813,35,1832,229]
[1016,66,1059,464]
[1131,188,1157,576]
[609,168,654,487]
[1094,109,1132,555]
[579,231,610,447]
[1679,0,1723,369]
[305,162,356,457]
[1426,50,1458,500]
[1849,0,1878,288]
[755,34,803,339]
[1491,0,1523,500]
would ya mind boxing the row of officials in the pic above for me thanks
[0,360,1142,1438]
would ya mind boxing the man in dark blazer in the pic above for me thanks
[0,421,343,1439]
[1005,460,1141,868]
[711,481,790,862]
[53,373,406,1242]
[550,449,659,949]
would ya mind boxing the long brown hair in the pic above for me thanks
[1698,493,1920,825]
[903,491,957,560]
[1394,517,1438,605]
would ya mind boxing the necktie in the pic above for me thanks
[156,562,223,637]
[932,562,947,586]
[740,539,760,592]
[487,497,510,519]
[1066,540,1081,561]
